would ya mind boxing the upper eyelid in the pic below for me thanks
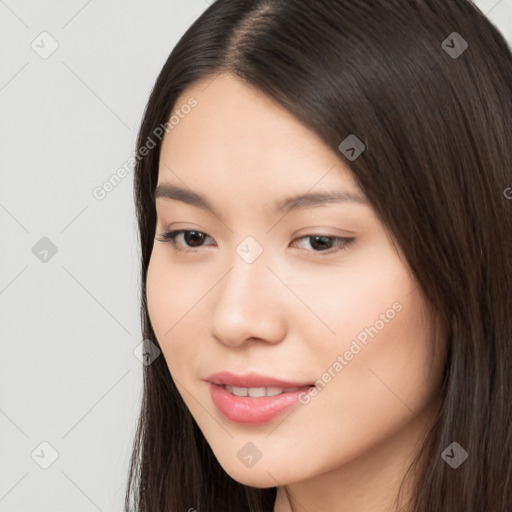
[161,229,344,239]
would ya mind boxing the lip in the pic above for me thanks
[205,371,315,425]
[205,371,314,389]
[208,382,313,425]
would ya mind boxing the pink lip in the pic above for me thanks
[205,371,314,388]
[208,382,313,425]
[205,372,315,425]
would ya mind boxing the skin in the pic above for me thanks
[146,73,447,512]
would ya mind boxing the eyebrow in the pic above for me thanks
[154,183,368,215]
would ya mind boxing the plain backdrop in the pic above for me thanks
[0,1,511,511]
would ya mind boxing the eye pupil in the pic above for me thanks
[310,235,332,251]
[185,231,205,247]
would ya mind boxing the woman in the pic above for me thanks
[125,1,512,511]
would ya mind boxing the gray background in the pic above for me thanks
[0,1,510,511]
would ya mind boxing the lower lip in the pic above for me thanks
[208,382,312,425]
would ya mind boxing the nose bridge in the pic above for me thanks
[219,237,272,312]
[210,236,287,345]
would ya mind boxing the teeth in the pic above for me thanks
[223,385,301,397]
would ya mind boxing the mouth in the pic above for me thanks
[218,383,314,397]
[207,382,316,425]
[206,370,315,390]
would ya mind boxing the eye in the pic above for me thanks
[290,234,356,255]
[156,230,215,253]
[156,229,356,256]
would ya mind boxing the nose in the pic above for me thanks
[209,249,288,347]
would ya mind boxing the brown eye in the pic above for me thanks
[308,235,335,251]
[156,230,215,251]
[182,231,207,247]
[290,235,356,255]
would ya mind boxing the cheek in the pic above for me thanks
[288,237,413,346]
[146,248,198,329]
[146,251,195,369]
[321,288,443,436]
[304,242,444,434]
[146,251,171,336]
[146,248,222,384]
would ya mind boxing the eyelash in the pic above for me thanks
[156,230,356,256]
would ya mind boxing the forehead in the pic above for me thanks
[158,73,361,198]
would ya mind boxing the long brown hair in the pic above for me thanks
[125,1,512,510]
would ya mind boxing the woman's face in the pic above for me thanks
[146,73,446,491]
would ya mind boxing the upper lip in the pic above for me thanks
[206,371,314,389]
